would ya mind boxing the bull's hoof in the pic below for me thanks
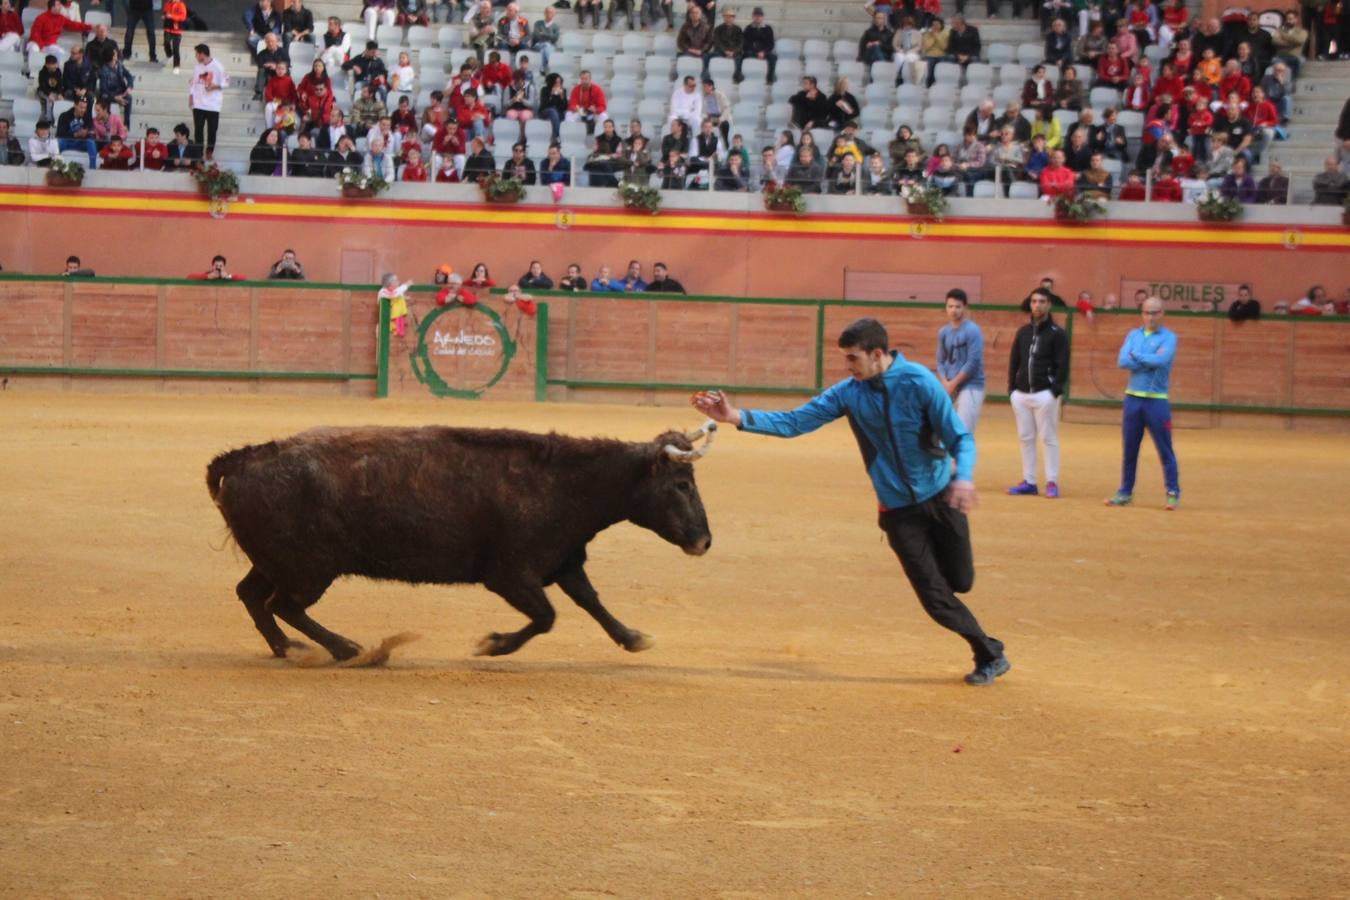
[330,640,363,662]
[622,631,655,653]
[269,638,309,658]
[474,632,515,657]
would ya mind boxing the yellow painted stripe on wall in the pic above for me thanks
[3,189,1347,249]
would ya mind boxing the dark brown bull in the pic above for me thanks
[206,422,716,662]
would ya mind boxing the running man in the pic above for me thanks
[692,317,1010,686]
[1106,295,1181,510]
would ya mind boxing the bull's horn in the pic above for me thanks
[663,419,718,462]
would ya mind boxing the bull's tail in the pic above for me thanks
[206,443,277,505]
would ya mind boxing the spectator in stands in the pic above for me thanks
[316,18,349,76]
[1116,169,1145,200]
[55,96,97,168]
[1260,62,1294,126]
[1075,21,1107,68]
[994,100,1030,143]
[96,46,134,127]
[558,264,587,291]
[1039,148,1074,197]
[740,6,777,82]
[1205,130,1235,183]
[316,106,353,150]
[1272,11,1307,77]
[1215,60,1251,109]
[1186,93,1213,161]
[62,256,96,277]
[159,122,196,170]
[1122,69,1151,112]
[0,0,18,52]
[647,263,686,294]
[343,41,388,102]
[85,23,117,69]
[623,135,654,185]
[580,120,622,185]
[990,125,1025,187]
[515,260,552,290]
[329,134,363,175]
[589,265,622,291]
[533,73,565,139]
[828,154,860,194]
[351,83,385,130]
[963,99,997,143]
[192,255,244,280]
[691,116,723,177]
[945,15,979,71]
[283,0,314,49]
[1312,157,1349,205]
[28,0,91,65]
[395,0,428,27]
[1099,107,1129,164]
[539,142,570,186]
[61,47,95,106]
[715,152,751,190]
[0,119,22,166]
[1256,159,1288,204]
[455,135,489,181]
[28,120,59,167]
[91,98,127,146]
[712,8,742,68]
[1152,166,1184,201]
[1031,106,1061,150]
[268,250,306,279]
[248,128,282,175]
[1079,152,1113,199]
[621,261,646,292]
[1216,97,1254,163]
[246,0,283,57]
[1054,64,1084,112]
[678,5,713,75]
[497,140,534,184]
[574,0,601,28]
[132,127,165,170]
[360,134,391,179]
[886,124,922,169]
[1063,127,1092,172]
[1044,17,1071,67]
[858,10,895,64]
[891,147,925,188]
[1096,42,1130,88]
[32,55,63,123]
[1227,284,1260,320]
[287,131,322,175]
[787,77,830,131]
[640,0,674,31]
[826,77,861,130]
[1111,20,1139,63]
[953,127,988,187]
[667,75,702,136]
[1007,289,1067,498]
[701,78,732,142]
[363,0,396,37]
[657,147,691,188]
[434,154,460,181]
[189,44,228,158]
[566,69,608,133]
[919,16,947,87]
[786,145,824,193]
[861,152,891,194]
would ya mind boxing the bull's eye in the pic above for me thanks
[675,480,692,494]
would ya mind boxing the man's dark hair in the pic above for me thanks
[145,126,159,136]
[66,255,80,265]
[173,122,190,136]
[283,248,295,255]
[366,40,379,50]
[946,288,968,305]
[194,43,210,56]
[654,262,667,270]
[212,255,227,264]
[838,318,889,352]
[1028,289,1049,303]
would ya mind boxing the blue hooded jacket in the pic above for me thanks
[1118,325,1177,398]
[739,351,975,510]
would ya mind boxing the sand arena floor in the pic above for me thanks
[0,392,1347,899]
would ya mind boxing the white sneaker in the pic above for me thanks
[173,67,181,74]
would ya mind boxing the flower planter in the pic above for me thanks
[482,193,523,204]
[765,200,800,213]
[45,172,81,188]
[621,199,657,215]
[1197,210,1236,224]
[906,201,933,217]
[341,185,378,199]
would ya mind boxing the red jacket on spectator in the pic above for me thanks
[1152,175,1183,201]
[265,75,298,105]
[1168,148,1195,177]
[1171,50,1195,76]
[297,73,329,107]
[29,9,90,46]
[568,82,607,116]
[0,10,21,40]
[1123,81,1152,111]
[1218,73,1251,102]
[434,165,461,183]
[432,123,466,156]
[1249,99,1279,129]
[98,142,135,170]
[1039,163,1076,198]
[1118,180,1147,200]
[139,137,168,170]
[1187,106,1213,135]
[481,61,512,89]
[391,107,417,133]
[1096,55,1131,86]
[401,161,428,182]
[300,89,334,127]
[1153,75,1185,103]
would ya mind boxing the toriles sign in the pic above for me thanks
[1120,280,1242,310]
[410,302,517,398]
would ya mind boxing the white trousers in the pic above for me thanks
[364,7,397,38]
[954,386,985,435]
[1010,388,1060,484]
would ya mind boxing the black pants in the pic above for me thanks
[879,498,1003,665]
[164,32,181,67]
[123,9,157,61]
[193,108,220,153]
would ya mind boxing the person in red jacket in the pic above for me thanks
[138,127,168,170]
[98,135,135,170]
[1096,43,1130,88]
[432,118,466,169]
[0,0,23,52]
[400,145,429,181]
[188,255,247,280]
[264,62,298,106]
[1039,149,1076,198]
[26,0,91,59]
[1217,62,1250,106]
[1153,61,1184,105]
[565,69,608,130]
[1117,170,1147,200]
[299,80,334,134]
[1152,167,1183,201]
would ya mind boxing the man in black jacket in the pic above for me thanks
[788,76,833,130]
[858,11,894,65]
[946,16,981,70]
[288,132,325,176]
[1020,275,1067,311]
[1007,290,1068,498]
[646,262,686,293]
[740,7,777,83]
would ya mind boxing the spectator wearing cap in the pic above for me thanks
[740,7,777,83]
[677,5,714,76]
[713,9,743,67]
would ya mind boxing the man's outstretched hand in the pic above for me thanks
[691,390,742,428]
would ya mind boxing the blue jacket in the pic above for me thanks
[589,277,625,292]
[937,320,985,390]
[1117,325,1177,398]
[739,351,975,509]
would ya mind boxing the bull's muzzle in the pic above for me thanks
[663,419,718,463]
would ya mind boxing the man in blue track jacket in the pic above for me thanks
[1106,296,1181,510]
[693,318,1010,686]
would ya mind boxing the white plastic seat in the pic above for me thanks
[1009,181,1039,199]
